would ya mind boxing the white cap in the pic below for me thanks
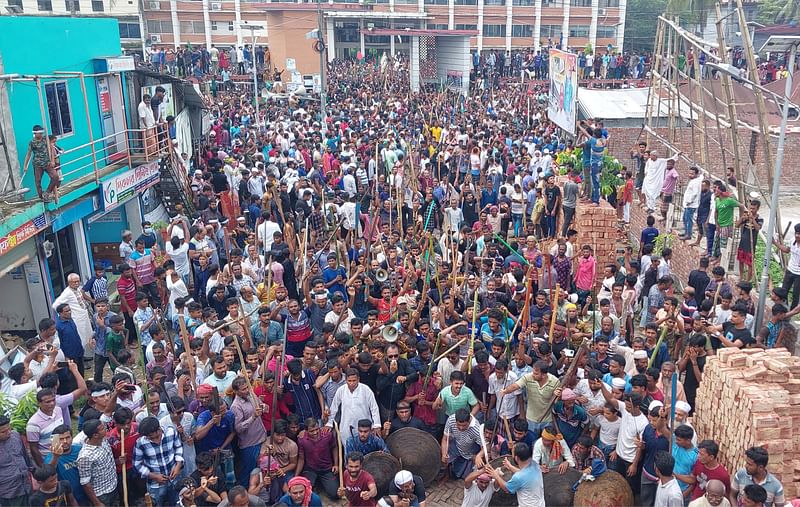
[633,350,649,360]
[675,400,691,413]
[648,400,664,412]
[611,378,627,389]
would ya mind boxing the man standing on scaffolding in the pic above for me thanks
[23,124,59,202]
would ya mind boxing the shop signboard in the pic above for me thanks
[101,161,160,211]
[0,214,48,257]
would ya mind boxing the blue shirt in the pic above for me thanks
[641,424,670,478]
[277,492,323,507]
[322,265,347,299]
[345,434,390,457]
[506,462,545,502]
[93,311,117,357]
[195,409,235,453]
[283,370,322,422]
[671,443,698,491]
[46,444,87,505]
[641,226,660,247]
[55,316,84,359]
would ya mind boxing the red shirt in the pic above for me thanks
[254,383,290,432]
[108,423,139,472]
[345,469,377,507]
[117,275,138,312]
[376,297,397,324]
[690,461,731,501]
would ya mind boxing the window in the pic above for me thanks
[485,0,505,5]
[569,25,589,37]
[91,0,102,10]
[37,0,52,9]
[424,0,448,4]
[394,0,416,4]
[180,20,205,33]
[118,21,141,38]
[599,0,619,6]
[147,19,172,33]
[335,22,359,43]
[482,24,505,37]
[511,24,532,37]
[211,21,218,31]
[540,24,560,38]
[65,0,79,10]
[512,0,533,5]
[454,0,477,5]
[7,0,23,11]
[596,25,616,38]
[228,20,234,31]
[428,23,448,29]
[455,24,477,31]
[570,0,591,5]
[44,82,73,137]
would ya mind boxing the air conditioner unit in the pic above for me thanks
[148,1,159,8]
[211,2,221,9]
[150,34,162,43]
[599,7,607,15]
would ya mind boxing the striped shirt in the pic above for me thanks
[133,426,184,485]
[444,414,482,459]
[130,248,156,284]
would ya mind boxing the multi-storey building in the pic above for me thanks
[139,0,626,73]
[0,0,144,51]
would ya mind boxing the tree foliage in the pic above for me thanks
[623,0,667,51]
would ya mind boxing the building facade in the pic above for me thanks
[0,0,144,52]
[0,17,166,337]
[139,0,625,69]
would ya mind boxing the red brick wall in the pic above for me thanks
[574,202,622,288]
[605,127,800,189]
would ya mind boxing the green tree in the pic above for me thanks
[757,0,785,24]
[623,0,667,51]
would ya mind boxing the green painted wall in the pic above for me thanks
[0,17,123,204]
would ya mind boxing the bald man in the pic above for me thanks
[688,480,730,507]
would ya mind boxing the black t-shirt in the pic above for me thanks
[545,185,561,213]
[720,322,754,349]
[389,416,426,434]
[211,171,229,192]
[738,217,764,253]
[190,469,227,507]
[29,480,72,507]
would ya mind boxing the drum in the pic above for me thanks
[362,452,400,498]
[573,470,635,507]
[385,427,441,486]
[486,455,517,506]
[542,468,582,507]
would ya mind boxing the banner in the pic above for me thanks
[101,161,160,211]
[548,49,578,135]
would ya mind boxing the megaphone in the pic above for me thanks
[382,325,399,342]
[376,268,389,282]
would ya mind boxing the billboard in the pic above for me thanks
[548,49,578,135]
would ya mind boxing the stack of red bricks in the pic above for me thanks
[574,202,620,288]
[693,348,800,498]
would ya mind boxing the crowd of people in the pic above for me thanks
[2,53,799,507]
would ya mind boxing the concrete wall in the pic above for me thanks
[435,36,471,96]
[0,17,122,203]
[266,11,321,76]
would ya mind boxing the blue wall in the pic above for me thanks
[0,17,122,204]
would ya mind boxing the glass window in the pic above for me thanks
[119,22,141,38]
[511,24,532,37]
[454,0,477,5]
[228,20,234,31]
[596,25,616,38]
[455,24,477,31]
[424,0,448,4]
[211,20,217,31]
[512,0,533,5]
[91,0,102,10]
[428,23,448,30]
[7,0,23,10]
[569,25,589,37]
[335,22,360,43]
[485,0,506,5]
[569,0,591,5]
[599,0,619,6]
[65,0,79,10]
[44,81,73,137]
[540,24,560,38]
[147,20,172,33]
[482,24,505,37]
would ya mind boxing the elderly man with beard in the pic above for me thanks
[338,451,378,506]
[689,479,731,507]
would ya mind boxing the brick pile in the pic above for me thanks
[693,348,800,498]
[574,201,621,288]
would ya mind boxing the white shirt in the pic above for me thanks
[683,176,702,209]
[487,371,520,419]
[257,220,281,253]
[324,308,355,337]
[138,101,155,128]
[789,241,800,275]
[461,481,499,507]
[166,242,190,277]
[573,379,611,426]
[655,478,685,507]
[343,173,357,197]
[326,383,382,445]
[614,400,648,462]
[532,438,575,467]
